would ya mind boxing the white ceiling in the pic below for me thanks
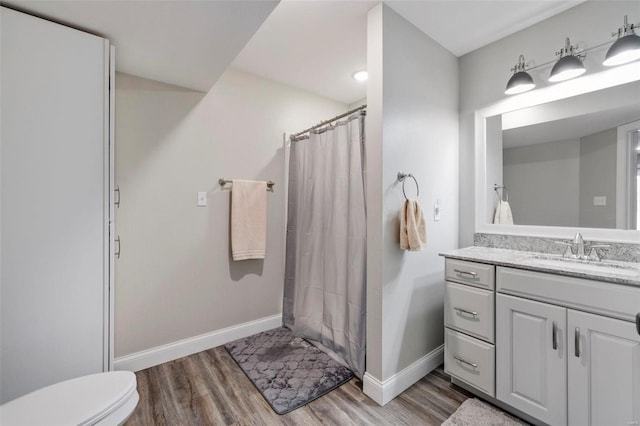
[386,1,584,57]
[3,0,584,102]
[232,0,584,104]
[2,0,279,92]
[232,0,374,105]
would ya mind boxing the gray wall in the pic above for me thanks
[114,69,347,357]
[579,128,617,228]
[366,4,458,384]
[502,128,619,229]
[458,1,639,246]
[503,139,580,226]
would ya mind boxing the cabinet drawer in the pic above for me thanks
[497,266,640,322]
[445,282,495,343]
[445,259,495,290]
[445,328,495,396]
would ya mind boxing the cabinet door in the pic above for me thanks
[497,294,567,425]
[568,309,640,426]
[1,8,108,403]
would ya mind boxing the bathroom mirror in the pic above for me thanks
[475,62,640,242]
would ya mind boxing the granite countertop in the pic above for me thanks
[440,246,640,287]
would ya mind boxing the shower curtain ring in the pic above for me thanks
[397,172,419,200]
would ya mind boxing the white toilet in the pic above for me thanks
[0,371,139,426]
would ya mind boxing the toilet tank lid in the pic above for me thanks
[0,371,137,426]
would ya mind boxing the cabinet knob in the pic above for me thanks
[636,313,640,336]
[552,321,558,350]
[575,327,581,357]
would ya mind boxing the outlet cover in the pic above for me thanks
[197,192,207,207]
[593,196,606,206]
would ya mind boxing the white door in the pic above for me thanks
[497,294,567,425]
[0,7,109,403]
[568,309,640,426]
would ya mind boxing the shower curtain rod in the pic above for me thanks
[291,104,366,139]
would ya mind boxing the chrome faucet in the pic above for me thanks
[555,233,582,258]
[555,232,610,261]
[573,232,585,258]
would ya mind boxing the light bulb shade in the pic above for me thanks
[505,71,535,95]
[603,33,640,66]
[549,55,586,82]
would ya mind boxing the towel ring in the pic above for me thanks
[398,172,419,200]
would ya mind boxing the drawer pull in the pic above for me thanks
[453,307,478,317]
[574,327,581,357]
[454,269,478,278]
[552,321,558,350]
[453,355,477,369]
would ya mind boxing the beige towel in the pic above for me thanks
[493,200,514,225]
[400,199,427,251]
[231,180,268,261]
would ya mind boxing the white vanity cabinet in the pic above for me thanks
[444,259,496,396]
[497,267,640,426]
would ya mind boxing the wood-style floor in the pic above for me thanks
[125,346,473,425]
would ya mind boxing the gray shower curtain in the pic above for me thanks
[283,112,366,377]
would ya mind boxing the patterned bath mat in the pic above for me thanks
[224,327,353,415]
[442,398,529,426]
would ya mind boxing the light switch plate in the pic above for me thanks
[593,196,606,206]
[197,192,207,207]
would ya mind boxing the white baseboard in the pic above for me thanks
[363,344,444,406]
[113,314,282,372]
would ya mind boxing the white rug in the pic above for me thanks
[442,398,529,426]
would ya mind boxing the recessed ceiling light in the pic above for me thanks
[352,71,368,81]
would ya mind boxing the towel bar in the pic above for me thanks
[219,178,275,191]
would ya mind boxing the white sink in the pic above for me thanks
[528,255,640,279]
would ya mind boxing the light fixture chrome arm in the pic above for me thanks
[612,15,638,39]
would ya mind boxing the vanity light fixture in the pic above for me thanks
[548,38,586,82]
[352,70,368,82]
[505,14,640,95]
[604,15,640,66]
[505,55,536,95]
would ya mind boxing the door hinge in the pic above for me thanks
[114,185,120,208]
[115,236,121,259]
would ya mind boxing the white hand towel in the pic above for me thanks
[231,180,268,261]
[400,199,427,251]
[493,200,514,225]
